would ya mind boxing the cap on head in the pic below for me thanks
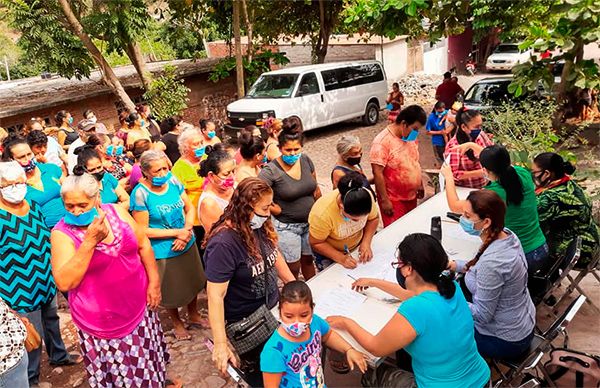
[78,119,96,132]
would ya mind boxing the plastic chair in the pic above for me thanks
[535,237,581,307]
[492,295,587,387]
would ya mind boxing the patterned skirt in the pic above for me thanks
[78,309,170,388]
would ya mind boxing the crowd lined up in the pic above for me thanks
[0,91,598,388]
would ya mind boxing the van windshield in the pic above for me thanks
[247,74,299,98]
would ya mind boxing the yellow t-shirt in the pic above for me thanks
[171,159,204,226]
[308,189,379,252]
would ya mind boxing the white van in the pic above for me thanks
[225,60,388,133]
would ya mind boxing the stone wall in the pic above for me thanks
[279,43,377,67]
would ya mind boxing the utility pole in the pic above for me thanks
[233,0,245,98]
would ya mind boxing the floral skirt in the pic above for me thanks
[78,309,170,387]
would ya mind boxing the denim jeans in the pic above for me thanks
[0,352,28,388]
[474,329,534,360]
[525,242,550,275]
[314,253,334,272]
[23,296,69,385]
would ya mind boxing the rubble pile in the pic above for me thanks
[394,73,441,105]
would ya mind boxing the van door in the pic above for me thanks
[294,72,326,130]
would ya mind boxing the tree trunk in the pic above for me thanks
[241,0,253,63]
[233,0,245,97]
[554,39,584,127]
[314,0,332,64]
[57,0,135,111]
[125,42,152,90]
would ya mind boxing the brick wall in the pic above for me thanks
[0,74,236,133]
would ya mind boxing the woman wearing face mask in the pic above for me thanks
[198,144,236,233]
[259,125,320,280]
[73,145,129,208]
[0,161,81,386]
[442,145,549,277]
[263,117,283,162]
[370,105,427,227]
[204,178,295,387]
[426,101,450,164]
[448,190,536,359]
[125,112,152,150]
[331,135,370,189]
[128,139,152,193]
[2,135,66,228]
[50,173,174,387]
[260,281,367,388]
[443,107,494,188]
[309,172,379,272]
[533,152,599,268]
[327,233,490,388]
[199,119,221,146]
[159,115,183,164]
[130,150,206,341]
[84,134,130,182]
[171,128,207,252]
[136,104,161,143]
[236,132,266,183]
[56,110,78,151]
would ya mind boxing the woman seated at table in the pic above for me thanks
[449,189,536,359]
[443,108,493,188]
[308,171,378,271]
[73,145,130,208]
[442,145,549,275]
[327,233,490,388]
[331,135,370,189]
[533,152,599,268]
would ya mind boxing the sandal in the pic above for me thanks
[172,328,192,341]
[329,359,350,374]
[50,353,83,366]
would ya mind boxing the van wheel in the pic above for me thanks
[363,102,379,125]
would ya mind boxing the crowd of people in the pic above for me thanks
[0,91,597,388]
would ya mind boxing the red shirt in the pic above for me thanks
[443,131,494,188]
[436,81,463,107]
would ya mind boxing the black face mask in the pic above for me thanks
[92,171,105,182]
[346,156,362,166]
[396,267,407,289]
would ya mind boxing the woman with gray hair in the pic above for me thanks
[331,135,370,189]
[0,161,79,386]
[171,128,206,252]
[131,150,206,341]
[51,172,173,387]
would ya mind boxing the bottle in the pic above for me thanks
[431,216,442,241]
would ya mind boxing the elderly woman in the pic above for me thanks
[171,128,206,250]
[2,135,66,228]
[331,135,370,189]
[0,162,79,386]
[204,178,295,387]
[73,145,130,208]
[131,150,206,340]
[198,144,236,233]
[51,173,170,387]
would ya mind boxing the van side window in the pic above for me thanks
[296,72,320,96]
[321,64,383,91]
[321,69,339,91]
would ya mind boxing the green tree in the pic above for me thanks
[143,64,190,121]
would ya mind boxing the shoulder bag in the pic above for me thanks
[544,348,600,387]
[225,239,279,355]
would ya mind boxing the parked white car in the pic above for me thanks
[486,43,533,71]
[225,60,388,134]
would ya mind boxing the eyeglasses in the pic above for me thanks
[391,249,407,268]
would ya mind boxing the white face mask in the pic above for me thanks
[250,213,269,230]
[89,117,97,124]
[1,183,27,204]
[281,320,311,337]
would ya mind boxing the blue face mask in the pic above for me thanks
[402,129,419,142]
[152,171,172,187]
[470,128,481,140]
[194,147,206,158]
[140,119,146,127]
[281,153,301,165]
[68,116,74,125]
[106,145,115,156]
[207,131,216,139]
[262,154,268,164]
[64,207,99,226]
[115,145,124,156]
[459,216,482,236]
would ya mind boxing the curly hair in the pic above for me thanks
[204,177,277,262]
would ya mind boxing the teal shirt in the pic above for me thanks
[486,165,546,253]
[398,285,490,388]
[130,177,195,259]
[100,173,119,204]
[25,163,65,227]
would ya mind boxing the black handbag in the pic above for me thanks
[225,240,279,355]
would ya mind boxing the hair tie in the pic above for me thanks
[439,269,452,279]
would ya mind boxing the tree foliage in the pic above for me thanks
[143,64,190,121]
[209,49,290,86]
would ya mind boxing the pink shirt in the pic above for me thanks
[53,204,147,339]
[370,127,422,202]
[444,131,494,188]
[129,163,143,189]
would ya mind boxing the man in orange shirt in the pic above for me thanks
[370,105,427,227]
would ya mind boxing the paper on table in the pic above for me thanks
[313,287,367,318]
[343,246,394,279]
[443,221,481,243]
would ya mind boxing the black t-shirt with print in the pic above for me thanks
[204,227,279,323]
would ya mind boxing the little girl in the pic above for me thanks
[261,281,367,388]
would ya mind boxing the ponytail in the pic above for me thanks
[534,152,576,179]
[437,270,456,299]
[480,145,524,205]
